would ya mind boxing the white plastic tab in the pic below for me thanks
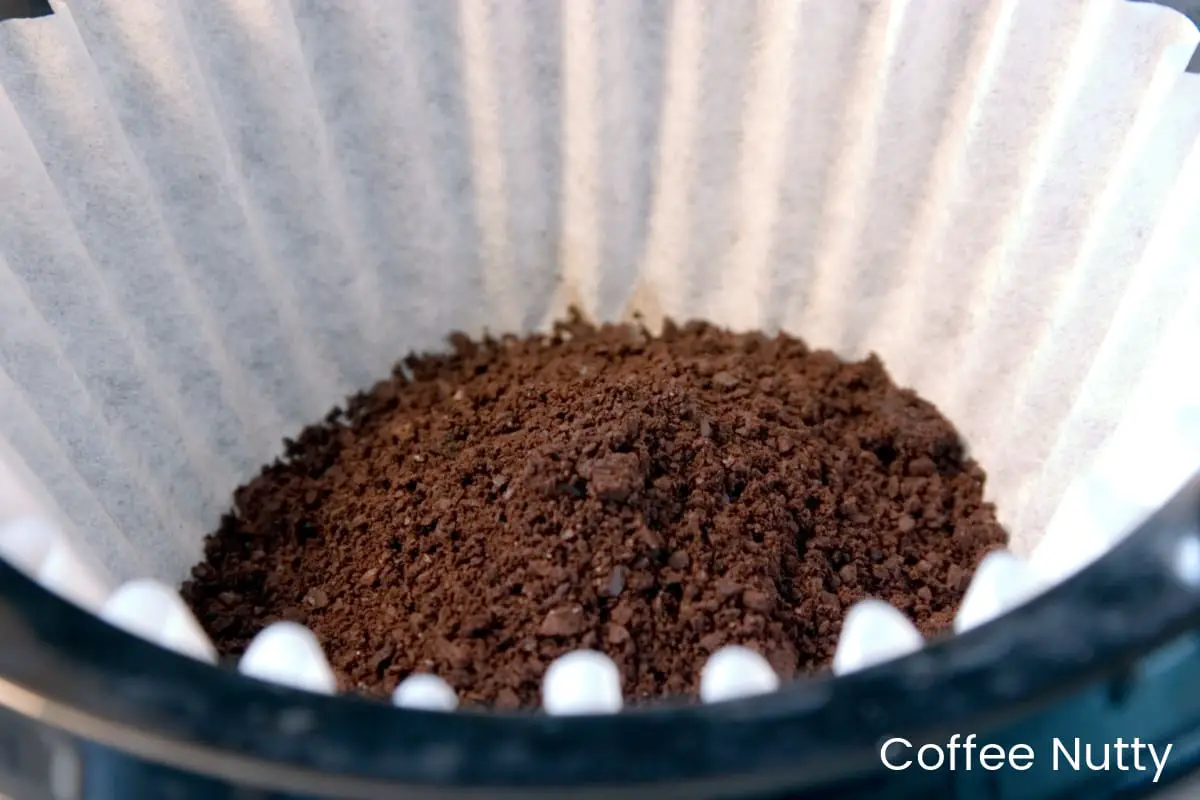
[699,645,779,703]
[239,622,337,694]
[101,579,218,663]
[392,673,459,711]
[832,599,923,675]
[954,550,1042,633]
[0,516,57,575]
[542,650,623,715]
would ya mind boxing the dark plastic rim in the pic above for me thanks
[1,472,1198,797]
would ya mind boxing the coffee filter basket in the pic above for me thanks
[2,0,1200,796]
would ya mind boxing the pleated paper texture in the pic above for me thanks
[1,0,1198,588]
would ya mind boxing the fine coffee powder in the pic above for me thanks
[182,318,1007,708]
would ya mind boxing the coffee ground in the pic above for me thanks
[182,317,1007,708]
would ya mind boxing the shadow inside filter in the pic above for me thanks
[280,1,493,362]
[594,0,670,322]
[466,0,567,335]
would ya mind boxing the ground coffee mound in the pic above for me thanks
[182,317,1007,708]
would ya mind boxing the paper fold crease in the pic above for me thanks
[0,0,1197,582]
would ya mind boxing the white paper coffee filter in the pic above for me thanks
[0,0,1199,679]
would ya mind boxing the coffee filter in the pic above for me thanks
[1,0,1199,682]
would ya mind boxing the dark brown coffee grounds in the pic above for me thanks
[181,317,1007,708]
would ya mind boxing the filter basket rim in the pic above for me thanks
[1,473,1198,796]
